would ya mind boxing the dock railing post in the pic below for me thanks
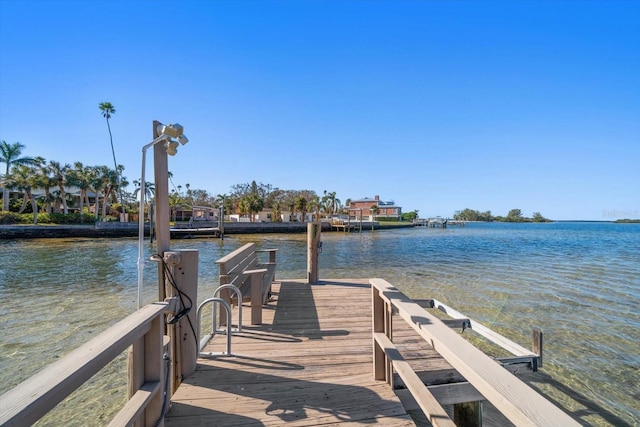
[127,307,167,426]
[372,287,385,381]
[219,206,224,240]
[372,285,393,385]
[164,249,199,383]
[307,222,321,284]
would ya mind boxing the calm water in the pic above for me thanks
[0,222,638,426]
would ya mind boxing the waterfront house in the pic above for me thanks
[349,195,402,221]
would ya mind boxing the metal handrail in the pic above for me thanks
[211,284,243,333]
[196,297,232,357]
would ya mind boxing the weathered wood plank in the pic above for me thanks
[375,332,456,427]
[108,381,160,427]
[166,280,413,426]
[215,242,256,269]
[371,277,580,427]
[0,302,169,427]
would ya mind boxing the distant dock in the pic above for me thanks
[413,217,466,228]
[331,218,375,232]
[170,225,221,239]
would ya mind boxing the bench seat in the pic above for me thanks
[215,243,277,324]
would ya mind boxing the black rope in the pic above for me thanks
[154,254,199,364]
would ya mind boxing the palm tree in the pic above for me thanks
[271,201,282,222]
[324,191,340,217]
[287,200,296,221]
[67,162,96,220]
[1,141,37,211]
[132,179,155,222]
[32,157,55,214]
[5,165,39,223]
[91,165,119,221]
[168,191,184,222]
[241,193,264,222]
[215,193,233,220]
[48,161,71,214]
[99,102,125,218]
[307,196,321,221]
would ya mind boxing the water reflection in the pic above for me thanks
[0,222,638,426]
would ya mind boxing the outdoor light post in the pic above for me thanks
[136,121,188,309]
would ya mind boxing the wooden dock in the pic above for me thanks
[332,219,363,232]
[0,279,579,427]
[166,280,416,426]
[165,279,579,427]
[1,278,580,426]
[170,227,221,238]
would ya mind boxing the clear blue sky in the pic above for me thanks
[1,0,638,220]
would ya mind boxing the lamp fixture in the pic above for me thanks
[137,121,189,309]
[157,123,186,139]
[165,140,179,156]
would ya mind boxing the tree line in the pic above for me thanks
[0,140,131,224]
[3,102,411,225]
[453,208,551,222]
[178,181,347,223]
[0,141,356,224]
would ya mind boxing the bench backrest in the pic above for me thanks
[215,243,259,287]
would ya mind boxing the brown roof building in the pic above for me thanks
[348,195,402,220]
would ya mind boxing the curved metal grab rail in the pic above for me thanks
[196,297,232,356]
[212,284,243,333]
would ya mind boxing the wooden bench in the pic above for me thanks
[215,243,277,325]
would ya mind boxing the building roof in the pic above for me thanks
[350,196,399,207]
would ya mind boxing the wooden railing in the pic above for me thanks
[0,298,177,427]
[371,278,579,427]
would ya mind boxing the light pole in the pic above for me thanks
[137,122,188,309]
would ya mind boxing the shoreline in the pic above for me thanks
[0,221,414,239]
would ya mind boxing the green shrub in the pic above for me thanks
[0,211,28,224]
[0,211,95,224]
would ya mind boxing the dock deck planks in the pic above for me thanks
[165,280,416,426]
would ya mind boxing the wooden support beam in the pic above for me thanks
[441,318,471,331]
[532,328,543,368]
[396,382,485,408]
[375,333,457,427]
[370,278,580,427]
[414,298,435,308]
[108,381,160,427]
[431,298,536,357]
[496,356,540,373]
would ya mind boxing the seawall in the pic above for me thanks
[0,222,413,239]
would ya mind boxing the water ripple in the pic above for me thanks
[0,222,638,425]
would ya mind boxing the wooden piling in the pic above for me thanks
[454,401,483,426]
[533,328,543,368]
[307,222,321,284]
